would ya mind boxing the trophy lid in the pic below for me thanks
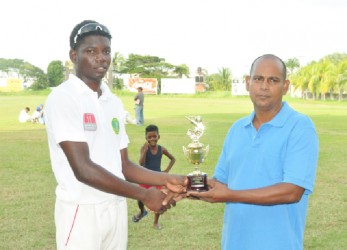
[186,115,205,141]
[187,141,204,149]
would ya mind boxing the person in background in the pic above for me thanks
[44,20,186,250]
[132,124,176,230]
[189,54,319,250]
[31,104,44,124]
[134,86,144,125]
[18,107,31,123]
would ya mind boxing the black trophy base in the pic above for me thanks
[187,172,209,192]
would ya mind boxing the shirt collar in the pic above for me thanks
[99,82,113,100]
[69,74,93,95]
[267,102,292,127]
[69,74,113,100]
[243,101,292,128]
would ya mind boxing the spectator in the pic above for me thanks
[31,104,44,124]
[18,107,31,123]
[132,124,176,230]
[134,86,144,125]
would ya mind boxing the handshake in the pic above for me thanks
[141,174,224,215]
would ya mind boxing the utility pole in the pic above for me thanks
[107,66,113,90]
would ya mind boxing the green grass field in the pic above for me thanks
[0,92,346,249]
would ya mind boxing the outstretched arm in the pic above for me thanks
[60,141,142,198]
[188,178,305,205]
[60,141,172,213]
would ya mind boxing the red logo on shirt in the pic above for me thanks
[83,113,97,131]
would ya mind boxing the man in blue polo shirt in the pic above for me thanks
[189,54,319,250]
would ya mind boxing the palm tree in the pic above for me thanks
[289,53,347,100]
[290,64,310,99]
[285,58,300,76]
[173,64,190,78]
[217,67,232,91]
[320,60,337,100]
[111,52,126,89]
[112,52,126,73]
[336,58,347,101]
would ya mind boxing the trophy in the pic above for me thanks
[183,116,209,192]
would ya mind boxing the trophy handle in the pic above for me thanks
[183,146,188,158]
[204,144,209,158]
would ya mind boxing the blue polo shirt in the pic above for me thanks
[214,102,319,250]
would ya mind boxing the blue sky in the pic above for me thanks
[1,0,346,77]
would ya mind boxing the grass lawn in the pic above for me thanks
[0,91,346,249]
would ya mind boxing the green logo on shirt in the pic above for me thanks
[111,117,120,134]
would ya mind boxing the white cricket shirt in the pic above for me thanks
[45,74,129,204]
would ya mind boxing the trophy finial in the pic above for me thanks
[185,115,205,141]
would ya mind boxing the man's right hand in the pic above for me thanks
[187,178,230,203]
[142,187,175,214]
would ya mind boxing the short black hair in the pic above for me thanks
[145,124,159,135]
[69,20,112,49]
[250,54,287,79]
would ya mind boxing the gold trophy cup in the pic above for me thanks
[183,116,209,192]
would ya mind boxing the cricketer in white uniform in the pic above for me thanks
[45,20,186,250]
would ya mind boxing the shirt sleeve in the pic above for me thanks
[45,90,86,144]
[282,117,319,194]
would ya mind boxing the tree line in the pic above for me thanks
[289,53,347,101]
[0,58,64,90]
[0,53,235,92]
[1,52,346,100]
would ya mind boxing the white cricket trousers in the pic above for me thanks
[55,198,128,250]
